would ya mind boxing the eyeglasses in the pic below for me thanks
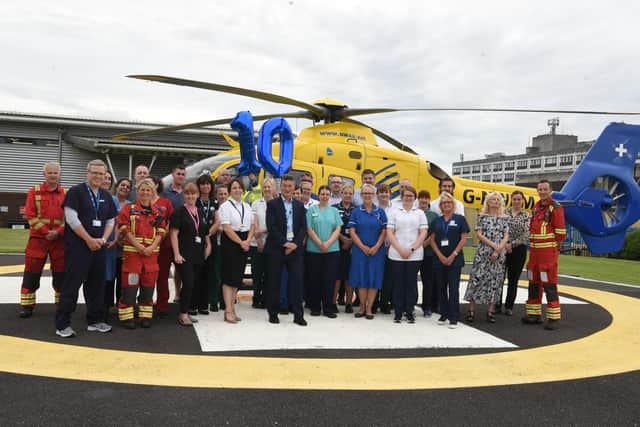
[361,192,375,196]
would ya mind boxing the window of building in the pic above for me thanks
[482,174,491,182]
[504,161,515,170]
[545,156,557,167]
[530,159,541,169]
[493,163,503,171]
[482,164,491,173]
[504,173,515,181]
[576,154,585,164]
[560,155,573,166]
[517,160,528,169]
[472,165,481,173]
[472,175,481,181]
[462,166,471,174]
[452,167,461,175]
[493,175,502,182]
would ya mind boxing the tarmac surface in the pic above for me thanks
[0,253,638,426]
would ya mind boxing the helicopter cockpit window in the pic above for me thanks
[289,169,312,185]
[328,174,355,189]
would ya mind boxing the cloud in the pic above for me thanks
[1,0,639,171]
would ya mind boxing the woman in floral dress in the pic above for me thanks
[464,192,509,323]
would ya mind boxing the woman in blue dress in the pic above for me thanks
[348,184,387,319]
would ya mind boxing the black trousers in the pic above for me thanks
[305,251,340,314]
[500,244,528,310]
[55,248,106,330]
[266,250,304,320]
[191,254,213,311]
[176,262,202,314]
[390,259,420,317]
[419,255,437,312]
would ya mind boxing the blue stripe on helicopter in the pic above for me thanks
[376,172,399,185]
[375,163,396,176]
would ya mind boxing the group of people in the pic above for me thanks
[18,161,567,337]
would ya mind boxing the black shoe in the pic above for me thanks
[269,314,280,324]
[19,308,33,319]
[354,312,365,318]
[188,310,198,316]
[393,315,401,323]
[437,316,447,325]
[345,304,353,314]
[123,320,136,329]
[382,306,391,315]
[352,299,360,307]
[210,304,219,312]
[338,300,346,306]
[294,318,308,326]
[366,314,374,320]
[252,302,265,309]
[406,313,416,323]
[310,311,321,316]
[325,312,337,319]
[544,319,560,330]
[505,309,513,316]
[140,318,151,328]
[198,309,210,315]
[522,315,543,325]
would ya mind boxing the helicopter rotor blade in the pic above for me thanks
[343,118,418,155]
[127,75,327,118]
[112,111,312,140]
[342,107,640,118]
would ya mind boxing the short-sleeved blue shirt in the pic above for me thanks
[429,213,470,268]
[63,182,118,249]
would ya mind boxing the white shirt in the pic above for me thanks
[329,194,342,206]
[386,206,428,261]
[430,197,465,216]
[219,198,254,231]
[304,198,319,210]
[250,198,268,247]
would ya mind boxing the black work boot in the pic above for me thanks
[544,319,560,330]
[521,315,543,325]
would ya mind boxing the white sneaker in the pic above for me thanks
[56,326,76,338]
[448,321,458,329]
[87,322,112,333]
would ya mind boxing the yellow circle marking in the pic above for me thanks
[0,284,638,390]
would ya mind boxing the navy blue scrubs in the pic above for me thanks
[429,213,469,322]
[55,182,117,330]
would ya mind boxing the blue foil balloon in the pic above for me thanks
[231,111,262,175]
[258,117,294,178]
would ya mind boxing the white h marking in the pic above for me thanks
[615,143,628,157]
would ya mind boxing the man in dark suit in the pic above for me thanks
[265,174,308,326]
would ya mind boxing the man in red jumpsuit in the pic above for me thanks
[117,178,166,329]
[19,162,66,318]
[522,179,566,330]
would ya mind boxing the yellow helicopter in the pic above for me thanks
[112,75,640,254]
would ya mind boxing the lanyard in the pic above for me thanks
[230,200,245,225]
[441,216,451,237]
[186,205,200,233]
[85,183,101,219]
[200,198,212,223]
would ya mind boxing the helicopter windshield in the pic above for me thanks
[162,153,240,187]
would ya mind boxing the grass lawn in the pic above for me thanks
[0,229,28,254]
[1,229,638,285]
[463,246,640,285]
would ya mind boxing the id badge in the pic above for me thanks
[195,236,202,244]
[441,239,449,247]
[92,219,102,227]
[286,231,294,241]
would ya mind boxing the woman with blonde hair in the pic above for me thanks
[464,192,509,323]
[430,192,469,329]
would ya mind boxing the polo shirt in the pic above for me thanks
[387,206,428,261]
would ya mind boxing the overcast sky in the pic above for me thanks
[2,0,639,171]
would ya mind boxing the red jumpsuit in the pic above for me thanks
[116,203,166,324]
[20,183,66,311]
[525,198,566,321]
